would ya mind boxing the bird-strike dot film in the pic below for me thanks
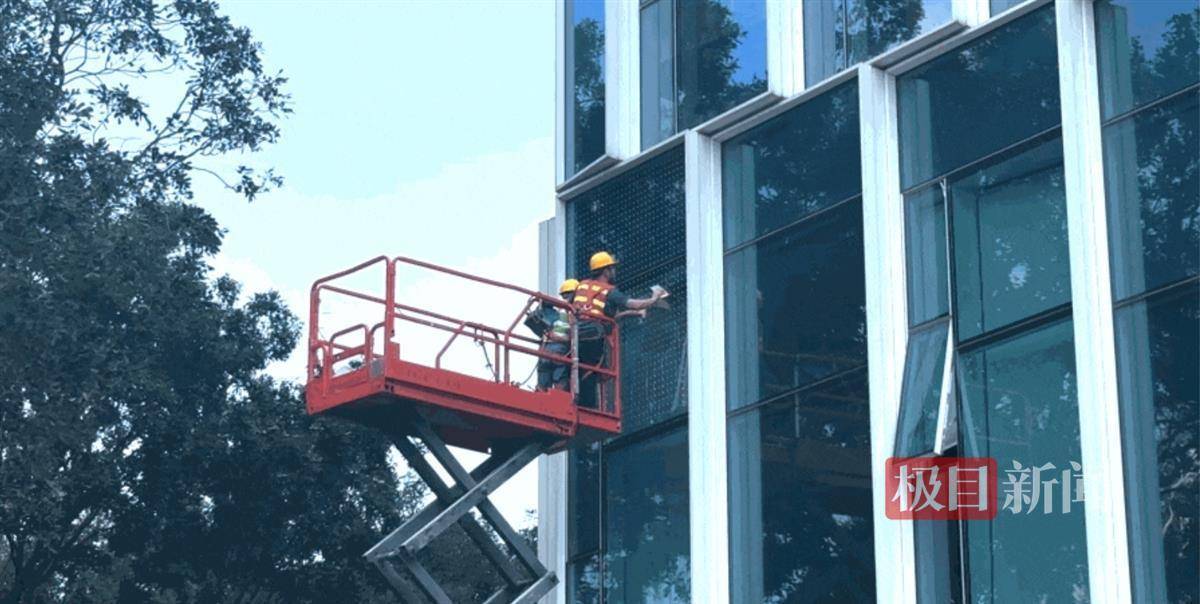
[565,146,688,434]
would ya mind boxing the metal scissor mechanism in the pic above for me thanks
[364,417,557,603]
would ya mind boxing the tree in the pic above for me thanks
[0,2,510,602]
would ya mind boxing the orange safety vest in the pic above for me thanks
[572,279,613,318]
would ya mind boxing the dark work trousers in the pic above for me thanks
[576,321,609,409]
[537,341,570,390]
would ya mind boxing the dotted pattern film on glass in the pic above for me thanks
[566,147,686,277]
[565,146,688,433]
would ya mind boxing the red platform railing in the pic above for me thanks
[306,256,622,421]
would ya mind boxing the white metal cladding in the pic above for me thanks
[858,62,917,604]
[1055,1,1133,602]
[555,1,566,185]
[767,0,804,97]
[605,0,639,160]
[684,130,729,603]
[537,217,569,604]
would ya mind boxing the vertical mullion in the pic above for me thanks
[538,213,569,604]
[767,0,804,97]
[858,63,916,604]
[557,0,569,184]
[684,129,728,603]
[607,0,640,159]
[1055,2,1133,603]
[952,0,989,27]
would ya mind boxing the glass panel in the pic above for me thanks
[804,0,955,87]
[803,0,846,87]
[605,428,690,603]
[1116,285,1199,604]
[568,442,601,557]
[914,518,963,604]
[567,0,606,176]
[565,146,686,278]
[905,185,949,325]
[565,147,688,432]
[722,81,861,249]
[728,370,875,603]
[895,319,949,457]
[1104,90,1200,301]
[898,6,1060,189]
[641,0,676,149]
[725,199,867,410]
[618,262,689,432]
[676,0,768,130]
[950,136,1070,341]
[989,0,1025,15]
[567,553,602,604]
[1095,0,1199,121]
[958,319,1090,603]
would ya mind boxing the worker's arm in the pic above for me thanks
[614,309,647,320]
[620,287,668,311]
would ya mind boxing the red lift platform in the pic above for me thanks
[305,256,622,603]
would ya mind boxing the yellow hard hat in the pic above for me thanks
[559,278,580,294]
[589,251,617,271]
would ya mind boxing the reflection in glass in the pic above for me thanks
[566,0,606,176]
[568,442,601,557]
[604,428,690,603]
[958,319,1090,603]
[989,0,1024,14]
[641,0,676,149]
[950,136,1070,341]
[895,319,949,457]
[676,0,768,130]
[914,518,963,604]
[905,185,949,325]
[1104,91,1199,301]
[1095,0,1199,121]
[722,81,860,249]
[725,199,867,410]
[728,370,875,603]
[897,5,1060,188]
[1116,286,1199,604]
[804,0,954,87]
[567,553,602,604]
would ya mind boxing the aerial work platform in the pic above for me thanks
[305,255,622,602]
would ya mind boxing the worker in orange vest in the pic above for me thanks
[573,251,669,407]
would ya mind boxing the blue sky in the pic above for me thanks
[201,0,559,525]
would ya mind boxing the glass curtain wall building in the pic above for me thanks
[545,0,1198,603]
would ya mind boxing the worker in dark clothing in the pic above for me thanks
[537,278,579,391]
[573,251,669,408]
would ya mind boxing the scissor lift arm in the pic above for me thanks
[364,418,555,604]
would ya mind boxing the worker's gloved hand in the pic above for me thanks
[650,285,671,310]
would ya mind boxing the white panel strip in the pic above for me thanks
[537,211,569,604]
[1055,1,1132,602]
[684,130,730,604]
[857,63,916,604]
[952,0,989,27]
[767,0,804,97]
[606,0,640,159]
[556,0,567,185]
